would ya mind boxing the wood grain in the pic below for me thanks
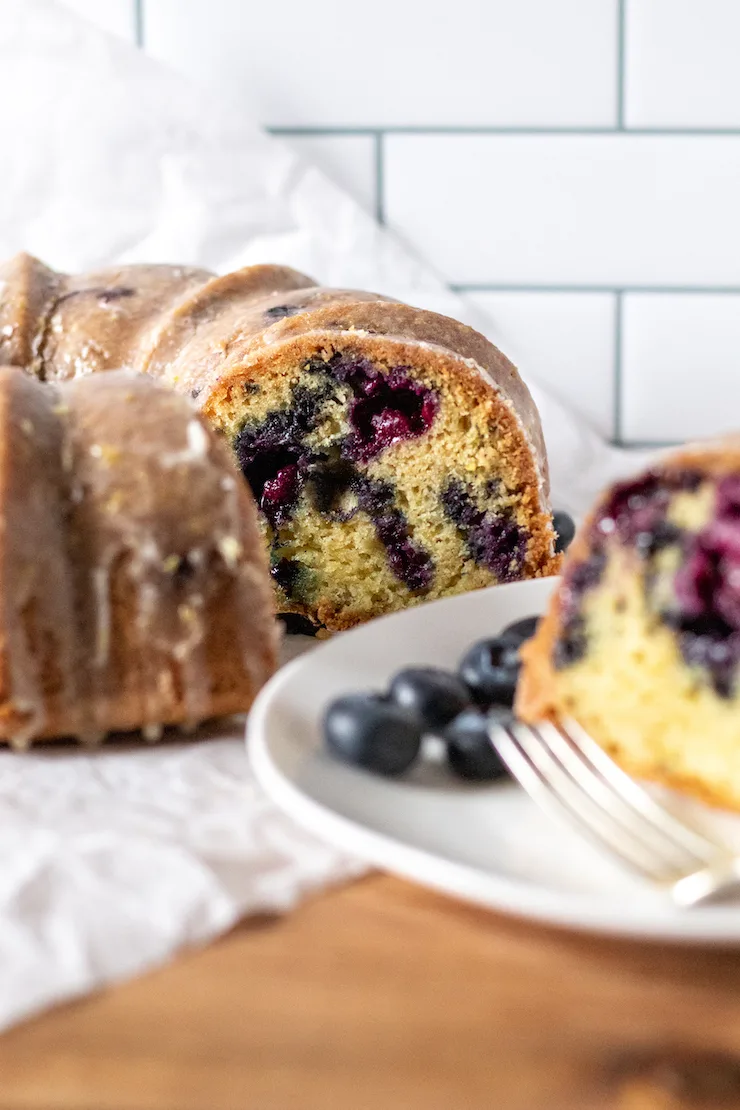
[2,875,740,1110]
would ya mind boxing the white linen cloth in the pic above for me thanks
[0,0,652,1028]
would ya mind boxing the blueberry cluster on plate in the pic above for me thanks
[322,614,539,782]
[322,509,574,782]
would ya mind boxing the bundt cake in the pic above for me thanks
[0,365,278,748]
[0,252,559,631]
[517,441,740,812]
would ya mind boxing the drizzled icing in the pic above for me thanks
[1,369,277,747]
[0,256,550,516]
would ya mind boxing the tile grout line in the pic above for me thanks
[134,0,144,47]
[613,291,624,444]
[453,283,740,294]
[134,14,729,451]
[268,125,740,137]
[617,0,626,129]
[621,439,680,449]
[374,132,385,225]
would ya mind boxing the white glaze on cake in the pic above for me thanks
[0,367,278,747]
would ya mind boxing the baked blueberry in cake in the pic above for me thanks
[0,252,560,631]
[517,441,740,811]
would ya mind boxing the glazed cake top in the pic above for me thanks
[0,252,550,501]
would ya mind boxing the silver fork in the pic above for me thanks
[488,715,740,907]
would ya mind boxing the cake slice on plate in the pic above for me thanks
[517,440,740,811]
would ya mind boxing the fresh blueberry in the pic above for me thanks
[388,667,471,731]
[323,693,422,776]
[500,616,540,646]
[444,706,511,781]
[277,613,318,636]
[553,510,576,554]
[459,637,521,707]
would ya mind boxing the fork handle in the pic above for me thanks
[672,858,740,907]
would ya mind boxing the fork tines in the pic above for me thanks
[487,715,734,905]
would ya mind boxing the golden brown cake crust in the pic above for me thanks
[516,523,590,724]
[0,366,278,747]
[0,253,63,370]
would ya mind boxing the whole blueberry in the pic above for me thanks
[459,636,521,707]
[500,615,540,646]
[444,706,511,781]
[278,613,318,636]
[553,510,576,554]
[388,666,471,731]
[323,693,422,776]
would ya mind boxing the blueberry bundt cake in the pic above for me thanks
[517,442,740,812]
[1,253,559,631]
[0,366,277,747]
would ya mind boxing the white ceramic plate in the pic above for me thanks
[249,579,740,943]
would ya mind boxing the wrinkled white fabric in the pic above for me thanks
[0,0,650,1029]
[0,723,365,1025]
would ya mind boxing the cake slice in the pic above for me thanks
[517,441,740,811]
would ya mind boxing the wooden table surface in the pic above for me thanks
[3,873,740,1110]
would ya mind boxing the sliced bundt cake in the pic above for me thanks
[0,366,277,747]
[517,441,740,811]
[0,253,559,631]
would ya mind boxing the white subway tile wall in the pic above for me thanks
[61,0,740,445]
[383,134,740,287]
[625,0,740,128]
[281,135,378,216]
[622,295,740,443]
[141,0,618,127]
[467,292,616,440]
